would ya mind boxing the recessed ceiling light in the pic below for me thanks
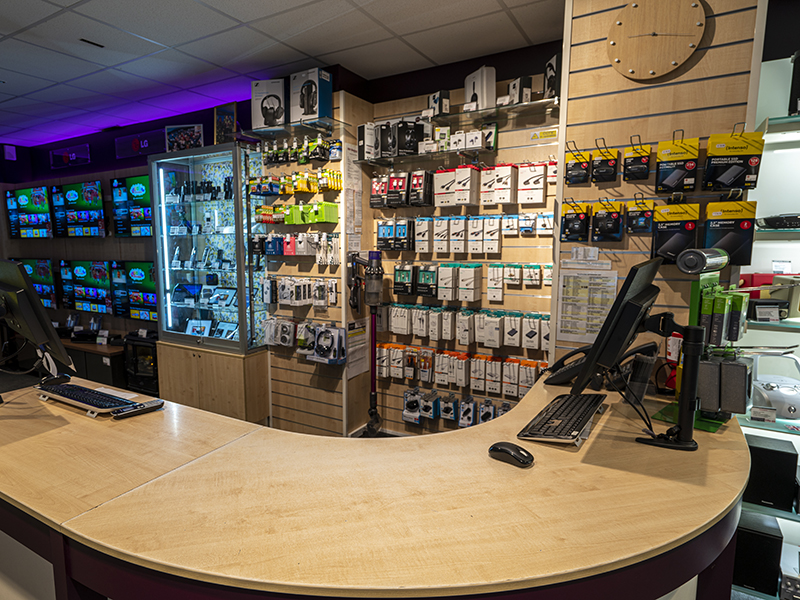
[79,38,105,48]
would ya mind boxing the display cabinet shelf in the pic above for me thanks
[246,116,350,140]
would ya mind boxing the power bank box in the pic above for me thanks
[357,123,377,161]
[656,137,699,192]
[289,68,332,123]
[702,200,757,265]
[651,204,699,264]
[464,65,496,110]
[702,132,764,190]
[518,163,546,205]
[428,90,450,115]
[251,79,287,129]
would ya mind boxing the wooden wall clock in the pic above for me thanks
[607,0,707,81]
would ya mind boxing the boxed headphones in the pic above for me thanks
[428,90,450,116]
[290,67,332,122]
[464,65,496,110]
[379,121,398,158]
[252,79,286,128]
[357,123,378,161]
[394,121,424,156]
[308,326,346,364]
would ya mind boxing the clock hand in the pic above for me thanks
[628,32,698,38]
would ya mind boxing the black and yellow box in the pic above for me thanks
[651,204,700,263]
[702,201,757,265]
[702,132,764,190]
[656,138,700,193]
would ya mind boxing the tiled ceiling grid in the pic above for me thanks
[0,0,563,147]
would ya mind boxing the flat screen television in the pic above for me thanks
[52,181,105,238]
[112,176,152,237]
[14,259,57,308]
[6,186,52,238]
[124,261,157,322]
[60,260,112,314]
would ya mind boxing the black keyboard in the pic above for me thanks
[518,393,607,444]
[35,383,137,414]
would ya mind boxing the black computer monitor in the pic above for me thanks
[0,260,75,375]
[570,257,663,394]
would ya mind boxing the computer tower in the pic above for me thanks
[743,434,798,512]
[733,511,783,596]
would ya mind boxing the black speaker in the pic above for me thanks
[743,434,798,512]
[733,511,783,596]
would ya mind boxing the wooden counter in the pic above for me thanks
[0,379,749,599]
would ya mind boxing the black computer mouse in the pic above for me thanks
[488,441,534,468]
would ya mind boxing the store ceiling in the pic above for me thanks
[0,0,563,147]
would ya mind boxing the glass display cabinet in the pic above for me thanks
[150,142,267,353]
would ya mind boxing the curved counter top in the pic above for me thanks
[0,379,750,599]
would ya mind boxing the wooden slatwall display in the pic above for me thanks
[260,91,371,437]
[365,78,560,435]
[0,167,154,334]
[553,0,765,361]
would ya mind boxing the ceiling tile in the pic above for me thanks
[0,99,90,120]
[0,68,54,96]
[57,111,133,128]
[52,92,133,112]
[29,121,97,137]
[275,10,393,57]
[69,69,179,101]
[0,0,62,36]
[97,102,175,122]
[26,83,110,103]
[0,92,14,103]
[511,1,565,44]
[117,49,235,87]
[250,0,361,45]
[227,40,307,75]
[319,38,434,80]
[403,11,528,65]
[359,0,504,36]
[246,58,325,81]
[0,125,23,136]
[0,110,52,129]
[177,26,276,66]
[193,0,322,24]
[191,76,254,102]
[140,90,218,112]
[74,0,239,47]
[15,11,166,67]
[0,39,103,81]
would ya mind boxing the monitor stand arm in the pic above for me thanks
[635,312,704,451]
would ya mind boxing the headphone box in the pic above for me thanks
[251,79,287,128]
[379,121,398,158]
[428,90,450,115]
[394,121,423,156]
[508,76,532,104]
[357,123,377,161]
[289,67,332,123]
[464,65,496,110]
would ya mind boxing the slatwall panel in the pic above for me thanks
[264,92,349,436]
[554,0,759,359]
[0,166,154,334]
[366,77,560,436]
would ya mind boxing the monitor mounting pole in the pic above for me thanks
[635,312,703,451]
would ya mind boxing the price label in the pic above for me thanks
[96,337,108,346]
[98,329,109,338]
[169,226,180,235]
[73,326,84,332]
[183,260,194,269]
[177,226,188,236]
[421,108,434,119]
[463,101,478,112]
[191,225,200,235]
[102,357,111,366]
[185,298,195,307]
[211,261,221,269]
[138,328,148,338]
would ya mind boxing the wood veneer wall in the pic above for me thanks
[553,0,764,359]
[367,77,560,435]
